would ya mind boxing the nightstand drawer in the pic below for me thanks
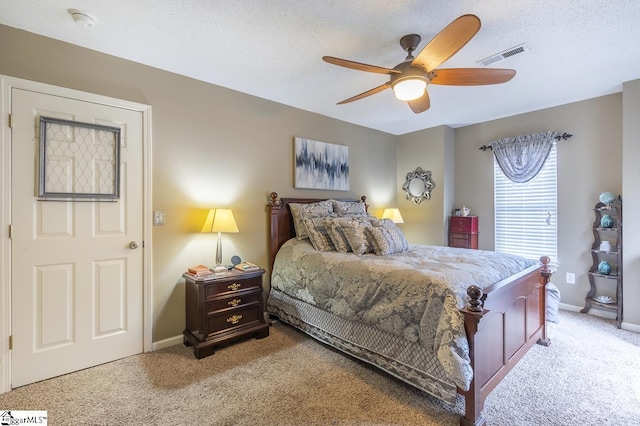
[450,216,478,233]
[207,304,261,336]
[451,234,470,245]
[206,290,260,313]
[204,276,261,299]
[449,232,478,249]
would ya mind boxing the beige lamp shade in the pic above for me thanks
[201,208,239,234]
[201,208,239,269]
[381,208,404,224]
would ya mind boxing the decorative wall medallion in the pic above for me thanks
[402,167,435,205]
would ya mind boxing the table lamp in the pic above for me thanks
[201,208,239,272]
[381,208,404,224]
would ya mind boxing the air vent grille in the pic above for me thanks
[477,43,529,66]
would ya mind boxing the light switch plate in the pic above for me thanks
[153,210,165,226]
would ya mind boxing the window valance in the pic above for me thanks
[489,131,558,183]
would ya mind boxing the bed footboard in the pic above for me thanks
[458,256,553,426]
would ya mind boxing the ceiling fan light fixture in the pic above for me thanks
[392,78,427,101]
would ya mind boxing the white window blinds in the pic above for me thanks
[494,142,557,263]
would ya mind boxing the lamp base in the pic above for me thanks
[212,265,228,273]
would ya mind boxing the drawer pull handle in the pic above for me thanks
[228,298,241,307]
[228,283,241,291]
[227,314,243,325]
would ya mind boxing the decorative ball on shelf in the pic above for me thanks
[597,260,612,275]
[600,214,614,228]
[598,191,617,206]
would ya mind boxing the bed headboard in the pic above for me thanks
[267,192,367,274]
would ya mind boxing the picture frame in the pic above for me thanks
[454,208,461,216]
[38,116,121,200]
[294,136,349,191]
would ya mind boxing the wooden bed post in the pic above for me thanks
[460,287,489,426]
[537,255,553,346]
[268,192,284,275]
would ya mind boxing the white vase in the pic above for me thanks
[461,206,470,217]
[599,241,612,251]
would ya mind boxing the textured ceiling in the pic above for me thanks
[1,1,640,135]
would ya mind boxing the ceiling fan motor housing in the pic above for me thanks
[390,61,430,89]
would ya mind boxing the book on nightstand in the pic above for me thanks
[234,261,259,272]
[186,264,213,278]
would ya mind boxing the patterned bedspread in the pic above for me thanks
[270,239,536,390]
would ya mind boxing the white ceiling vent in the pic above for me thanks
[477,44,529,66]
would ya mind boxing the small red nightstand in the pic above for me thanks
[449,216,478,249]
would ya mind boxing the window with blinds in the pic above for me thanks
[494,142,557,263]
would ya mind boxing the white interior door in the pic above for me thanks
[10,88,144,387]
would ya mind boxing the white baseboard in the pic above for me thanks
[559,303,640,333]
[152,335,183,351]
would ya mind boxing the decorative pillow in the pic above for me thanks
[339,220,374,255]
[332,199,368,217]
[289,200,334,240]
[368,217,383,227]
[326,216,372,253]
[326,218,353,253]
[366,226,409,255]
[369,219,409,251]
[303,217,336,252]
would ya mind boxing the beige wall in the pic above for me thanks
[454,94,627,321]
[622,79,640,327]
[396,125,455,245]
[0,25,398,342]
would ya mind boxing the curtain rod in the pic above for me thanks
[478,132,573,151]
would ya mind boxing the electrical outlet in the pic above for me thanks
[566,272,575,284]
[153,210,165,226]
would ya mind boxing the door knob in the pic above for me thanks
[129,241,140,249]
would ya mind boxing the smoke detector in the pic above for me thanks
[477,44,529,66]
[68,9,97,28]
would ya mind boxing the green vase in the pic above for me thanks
[600,214,614,228]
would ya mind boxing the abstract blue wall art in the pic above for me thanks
[294,137,349,191]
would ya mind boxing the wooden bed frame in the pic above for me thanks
[267,192,552,426]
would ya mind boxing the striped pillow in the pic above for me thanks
[366,225,409,255]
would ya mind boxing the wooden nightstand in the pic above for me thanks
[183,268,269,359]
[449,216,479,249]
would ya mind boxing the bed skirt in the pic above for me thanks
[267,288,458,404]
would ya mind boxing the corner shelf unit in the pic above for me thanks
[580,197,623,328]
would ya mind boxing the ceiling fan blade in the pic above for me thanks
[323,56,401,75]
[336,82,390,104]
[430,68,516,85]
[412,14,481,72]
[407,90,430,113]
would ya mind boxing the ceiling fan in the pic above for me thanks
[322,14,516,114]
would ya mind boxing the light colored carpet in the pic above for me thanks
[0,310,638,425]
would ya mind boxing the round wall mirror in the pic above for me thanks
[402,167,435,205]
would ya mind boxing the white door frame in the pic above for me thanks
[0,75,153,393]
